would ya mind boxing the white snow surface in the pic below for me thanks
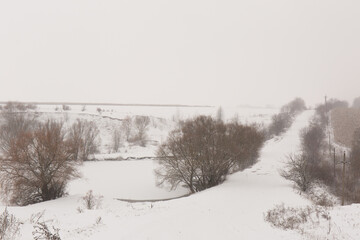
[1,110,360,239]
[67,160,189,200]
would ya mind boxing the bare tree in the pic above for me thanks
[281,153,313,192]
[0,112,37,154]
[121,116,132,141]
[156,116,265,193]
[68,119,99,161]
[0,120,80,205]
[112,129,122,152]
[267,112,293,137]
[134,116,150,146]
[300,122,325,165]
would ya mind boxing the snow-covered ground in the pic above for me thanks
[67,159,189,200]
[1,108,359,239]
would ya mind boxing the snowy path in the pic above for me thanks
[85,111,314,240]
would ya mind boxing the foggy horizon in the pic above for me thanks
[1,0,359,108]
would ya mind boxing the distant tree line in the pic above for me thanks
[267,98,306,138]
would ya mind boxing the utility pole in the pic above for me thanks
[325,96,331,157]
[341,151,349,206]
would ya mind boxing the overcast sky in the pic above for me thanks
[0,0,359,107]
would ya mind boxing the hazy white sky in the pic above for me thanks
[0,0,359,107]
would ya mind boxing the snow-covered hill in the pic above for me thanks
[2,109,360,239]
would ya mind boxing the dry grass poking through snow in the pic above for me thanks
[331,108,360,147]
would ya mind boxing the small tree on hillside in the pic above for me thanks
[121,116,132,141]
[112,129,122,152]
[155,116,265,193]
[300,122,325,165]
[281,153,313,192]
[68,119,99,161]
[134,116,150,146]
[267,112,293,137]
[0,120,79,205]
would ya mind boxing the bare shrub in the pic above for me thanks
[281,97,307,115]
[121,116,132,141]
[267,112,293,137]
[265,204,330,231]
[281,153,313,192]
[300,122,325,165]
[82,190,103,210]
[112,129,122,152]
[62,105,70,111]
[156,116,265,193]
[311,161,335,186]
[133,116,150,147]
[0,112,37,154]
[33,222,61,240]
[268,98,306,138]
[95,216,102,225]
[68,119,99,161]
[0,120,80,205]
[0,208,21,240]
[307,184,337,207]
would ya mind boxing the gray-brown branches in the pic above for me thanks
[0,120,80,205]
[155,116,265,193]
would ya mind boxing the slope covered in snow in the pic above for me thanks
[2,110,360,239]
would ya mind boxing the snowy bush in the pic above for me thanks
[268,98,306,138]
[121,116,133,141]
[82,190,103,210]
[133,116,150,147]
[68,119,100,161]
[265,204,330,231]
[281,153,314,192]
[307,183,338,207]
[0,208,21,240]
[112,129,122,152]
[267,112,293,137]
[33,222,61,240]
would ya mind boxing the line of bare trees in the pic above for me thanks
[267,98,306,138]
